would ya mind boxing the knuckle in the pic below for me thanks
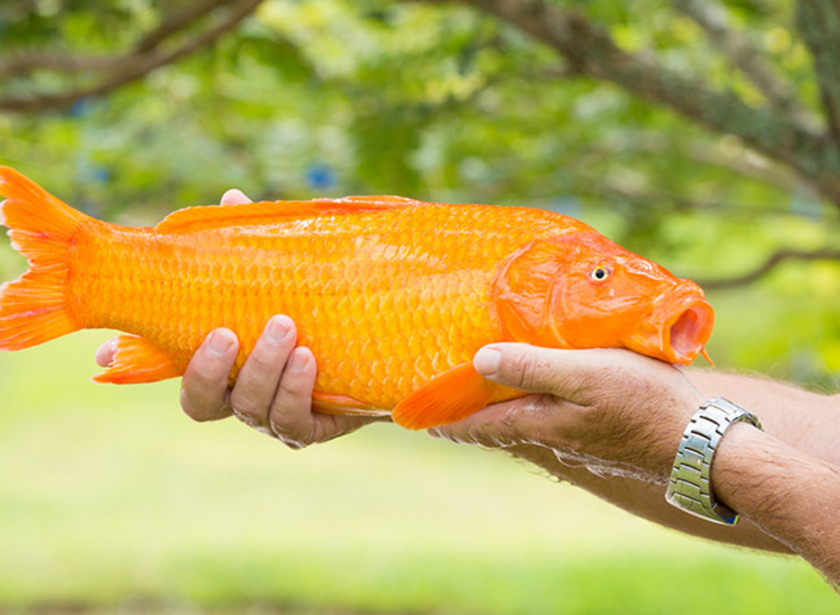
[232,409,259,429]
[267,409,293,432]
[183,368,227,401]
[243,347,281,376]
[269,419,312,449]
[229,388,263,418]
[508,350,539,390]
[188,342,237,383]
[266,406,300,434]
[561,366,610,405]
[277,369,312,400]
[277,377,304,400]
[180,387,214,422]
[233,409,276,438]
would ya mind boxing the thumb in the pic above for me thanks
[473,343,567,394]
[475,344,684,406]
[220,189,252,206]
[95,337,118,367]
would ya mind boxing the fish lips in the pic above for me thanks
[624,292,715,365]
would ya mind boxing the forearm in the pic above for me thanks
[714,423,840,585]
[506,443,790,552]
[505,369,839,553]
[687,369,840,466]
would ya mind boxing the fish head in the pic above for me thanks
[544,233,715,365]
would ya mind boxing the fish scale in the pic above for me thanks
[86,208,491,409]
[0,167,715,429]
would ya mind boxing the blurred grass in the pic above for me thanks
[0,332,837,615]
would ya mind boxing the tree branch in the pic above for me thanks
[135,0,232,53]
[0,53,114,78]
[573,175,821,218]
[588,131,801,193]
[0,0,232,79]
[696,248,840,289]
[0,0,263,112]
[673,0,820,134]
[578,178,739,213]
[795,0,840,146]
[456,0,840,207]
[676,139,800,193]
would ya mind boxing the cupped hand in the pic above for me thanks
[431,344,702,482]
[95,188,382,448]
[180,316,383,448]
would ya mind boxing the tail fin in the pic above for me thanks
[0,167,88,350]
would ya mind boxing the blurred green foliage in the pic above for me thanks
[1,0,837,386]
[0,334,837,614]
[1,0,840,612]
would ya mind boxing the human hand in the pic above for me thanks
[95,189,382,448]
[431,344,702,482]
[178,316,384,448]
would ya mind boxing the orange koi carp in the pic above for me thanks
[0,167,714,429]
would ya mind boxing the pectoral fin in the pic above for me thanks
[391,362,498,430]
[93,335,182,384]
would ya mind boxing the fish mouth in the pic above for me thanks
[664,299,715,364]
[624,293,715,365]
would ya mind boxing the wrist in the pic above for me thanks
[710,422,803,522]
[711,423,840,583]
[665,397,763,525]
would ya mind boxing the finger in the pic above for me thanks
[309,413,389,445]
[267,346,318,447]
[429,394,557,449]
[95,337,118,367]
[473,343,573,394]
[474,344,650,405]
[267,347,387,448]
[180,328,238,422]
[229,315,296,429]
[220,189,252,206]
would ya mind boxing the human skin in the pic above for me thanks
[434,343,840,587]
[98,315,840,584]
[96,189,840,585]
[95,189,386,448]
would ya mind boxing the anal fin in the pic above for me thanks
[93,334,182,384]
[391,362,498,430]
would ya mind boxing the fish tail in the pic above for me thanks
[0,166,89,350]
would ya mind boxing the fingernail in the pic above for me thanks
[207,329,234,356]
[289,348,310,372]
[474,347,501,378]
[266,315,292,344]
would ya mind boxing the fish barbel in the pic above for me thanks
[0,167,714,429]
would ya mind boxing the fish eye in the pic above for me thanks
[590,265,611,281]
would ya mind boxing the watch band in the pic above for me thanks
[665,397,762,526]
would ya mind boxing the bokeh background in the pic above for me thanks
[1,1,839,613]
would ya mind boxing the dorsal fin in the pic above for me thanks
[155,195,422,234]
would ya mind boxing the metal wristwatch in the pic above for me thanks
[665,397,763,526]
